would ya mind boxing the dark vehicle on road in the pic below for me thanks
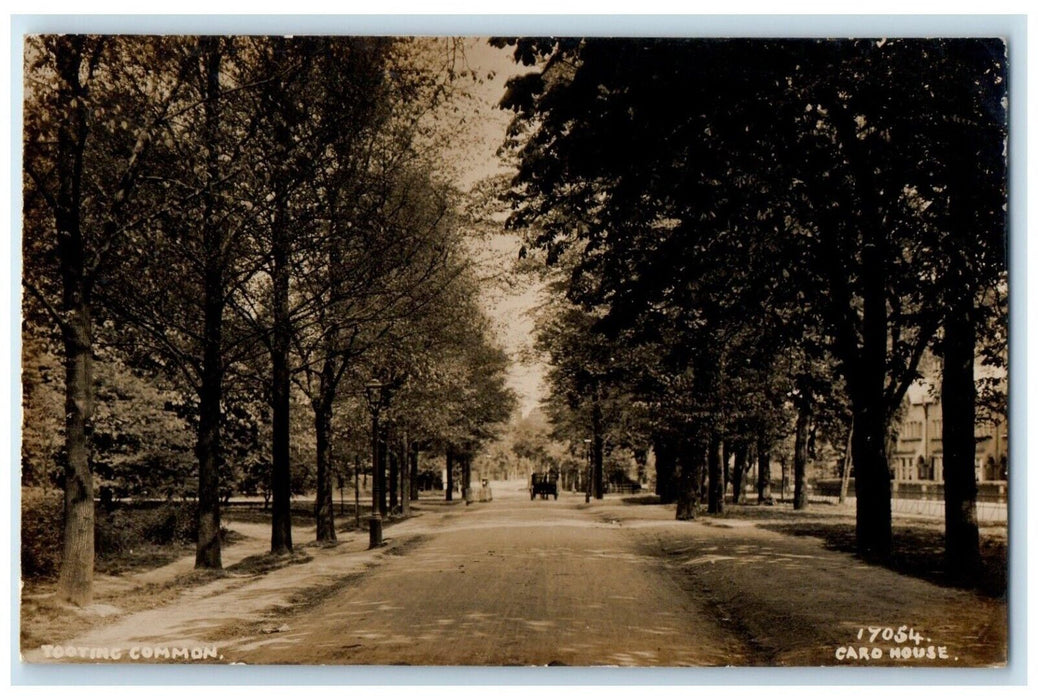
[530,470,559,500]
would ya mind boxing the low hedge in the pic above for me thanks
[21,489,199,581]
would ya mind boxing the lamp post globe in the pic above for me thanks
[365,379,384,414]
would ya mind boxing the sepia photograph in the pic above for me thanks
[15,22,1015,674]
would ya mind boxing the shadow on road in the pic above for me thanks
[757,520,1007,598]
[620,494,662,506]
[612,496,1006,598]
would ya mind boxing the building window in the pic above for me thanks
[899,420,923,440]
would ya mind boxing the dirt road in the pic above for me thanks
[221,483,1006,667]
[24,480,1007,667]
[226,494,742,665]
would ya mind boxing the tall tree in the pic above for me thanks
[913,40,1007,576]
[23,36,190,602]
[282,37,391,542]
[230,37,473,548]
[496,38,1006,557]
[786,39,1006,558]
[95,37,276,569]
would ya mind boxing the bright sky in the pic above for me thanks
[442,38,548,419]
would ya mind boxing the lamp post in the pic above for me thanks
[583,438,592,503]
[365,379,384,549]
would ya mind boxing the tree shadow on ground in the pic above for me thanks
[227,550,314,576]
[93,545,189,576]
[718,500,862,522]
[621,494,663,506]
[224,504,319,528]
[757,520,1007,599]
[621,496,1006,597]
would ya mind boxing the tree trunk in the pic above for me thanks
[653,435,678,503]
[942,295,981,576]
[756,435,772,504]
[410,442,420,501]
[401,435,411,517]
[722,440,732,497]
[592,398,604,499]
[269,197,293,555]
[312,169,349,542]
[389,442,399,513]
[675,437,705,520]
[445,448,454,501]
[313,395,336,542]
[731,441,748,505]
[194,40,225,570]
[633,448,648,485]
[851,398,892,561]
[52,37,96,606]
[462,452,472,504]
[851,240,893,560]
[839,421,853,504]
[57,301,95,606]
[707,433,724,514]
[793,384,813,511]
[195,319,224,566]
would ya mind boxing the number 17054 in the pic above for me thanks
[857,626,924,645]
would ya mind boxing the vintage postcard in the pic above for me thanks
[17,26,1013,673]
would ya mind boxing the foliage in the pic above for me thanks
[20,489,64,580]
[497,38,1007,537]
[91,356,196,499]
[22,35,525,576]
[21,335,197,498]
[95,502,199,554]
[22,489,198,581]
[21,335,65,487]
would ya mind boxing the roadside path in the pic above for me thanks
[21,513,435,662]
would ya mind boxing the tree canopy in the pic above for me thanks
[496,37,1007,559]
